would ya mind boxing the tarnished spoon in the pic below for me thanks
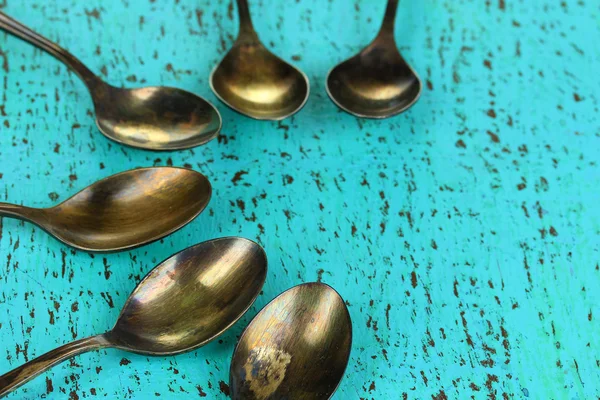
[230,282,352,399]
[0,237,268,398]
[0,12,221,150]
[326,0,422,118]
[210,0,309,120]
[0,167,211,252]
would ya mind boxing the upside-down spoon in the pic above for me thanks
[0,167,211,252]
[230,282,352,399]
[0,237,268,398]
[0,12,221,150]
[326,0,422,118]
[210,0,309,120]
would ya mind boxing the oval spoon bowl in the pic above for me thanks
[230,282,352,400]
[110,237,268,354]
[45,167,211,252]
[210,0,309,120]
[0,237,268,397]
[0,12,222,151]
[326,0,422,119]
[326,48,422,118]
[0,167,211,252]
[94,85,222,151]
[210,45,309,121]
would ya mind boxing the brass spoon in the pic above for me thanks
[326,0,422,119]
[0,237,268,398]
[230,282,352,399]
[0,12,221,151]
[0,167,211,252]
[210,0,309,120]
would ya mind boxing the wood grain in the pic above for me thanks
[0,0,599,398]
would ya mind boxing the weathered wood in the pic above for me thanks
[0,0,598,398]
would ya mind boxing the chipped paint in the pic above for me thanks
[0,0,599,399]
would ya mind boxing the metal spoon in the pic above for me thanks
[0,12,221,151]
[0,237,268,398]
[230,282,352,399]
[326,0,422,119]
[0,167,211,252]
[210,0,309,120]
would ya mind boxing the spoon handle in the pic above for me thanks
[236,0,258,40]
[0,203,40,223]
[0,12,100,88]
[0,335,109,397]
[377,0,399,38]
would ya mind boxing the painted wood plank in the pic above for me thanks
[0,0,598,398]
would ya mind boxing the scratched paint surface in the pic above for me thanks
[0,0,599,398]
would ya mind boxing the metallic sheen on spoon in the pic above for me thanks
[0,12,221,150]
[326,0,422,118]
[210,0,309,120]
[0,237,268,398]
[0,167,211,252]
[230,282,352,399]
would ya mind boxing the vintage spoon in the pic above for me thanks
[0,167,211,252]
[0,237,268,397]
[210,0,309,120]
[230,282,352,399]
[0,12,221,151]
[326,0,422,118]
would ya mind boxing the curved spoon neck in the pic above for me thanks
[236,0,258,40]
[0,203,41,223]
[237,26,259,43]
[377,0,399,39]
[51,50,102,90]
[236,30,260,47]
[373,30,397,48]
[0,335,110,397]
[0,12,101,91]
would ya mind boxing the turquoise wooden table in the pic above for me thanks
[1,0,599,398]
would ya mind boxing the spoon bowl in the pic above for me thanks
[0,12,221,150]
[94,85,222,150]
[0,167,211,252]
[210,0,309,120]
[0,237,268,397]
[110,238,268,354]
[326,0,422,118]
[230,282,352,399]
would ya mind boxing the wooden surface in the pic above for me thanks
[1,0,599,398]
